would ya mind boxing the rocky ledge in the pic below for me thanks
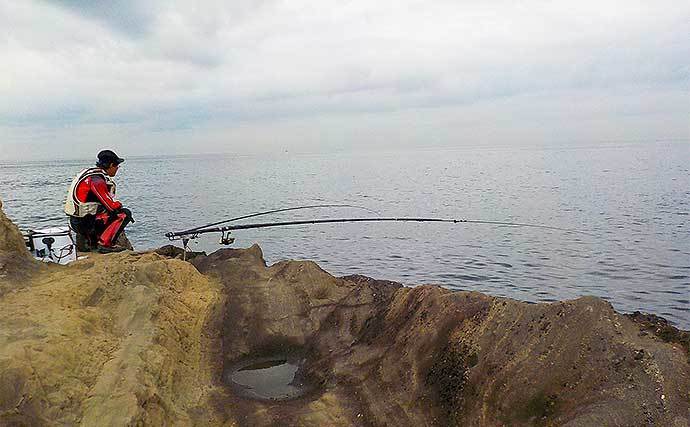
[0,203,688,426]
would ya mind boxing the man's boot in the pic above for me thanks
[97,244,127,254]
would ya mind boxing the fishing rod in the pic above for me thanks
[176,204,380,236]
[166,216,596,251]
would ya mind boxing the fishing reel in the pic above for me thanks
[219,230,235,245]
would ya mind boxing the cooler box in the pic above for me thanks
[23,227,77,265]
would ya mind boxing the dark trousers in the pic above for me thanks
[70,212,130,250]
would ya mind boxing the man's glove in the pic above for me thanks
[116,207,135,224]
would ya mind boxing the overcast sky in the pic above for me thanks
[1,0,688,160]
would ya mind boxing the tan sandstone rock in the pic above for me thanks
[0,198,40,292]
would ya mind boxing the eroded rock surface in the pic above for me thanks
[194,248,690,426]
[0,203,688,426]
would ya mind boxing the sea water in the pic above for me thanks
[227,357,310,401]
[1,143,688,328]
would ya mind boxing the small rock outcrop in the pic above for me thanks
[0,199,39,290]
[0,199,29,256]
[0,202,688,426]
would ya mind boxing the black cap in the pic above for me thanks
[97,150,125,167]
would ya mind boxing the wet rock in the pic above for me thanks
[626,311,690,363]
[155,244,206,261]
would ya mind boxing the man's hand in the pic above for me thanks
[117,207,135,224]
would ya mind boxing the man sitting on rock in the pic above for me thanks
[64,150,134,253]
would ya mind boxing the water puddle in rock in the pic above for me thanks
[227,357,312,401]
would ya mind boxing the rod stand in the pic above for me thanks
[219,231,235,245]
[182,238,190,261]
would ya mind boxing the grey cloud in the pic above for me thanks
[43,0,158,36]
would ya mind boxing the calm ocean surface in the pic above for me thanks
[1,143,688,328]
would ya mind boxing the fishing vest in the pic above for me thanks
[64,168,117,217]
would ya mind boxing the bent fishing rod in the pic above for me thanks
[166,216,596,242]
